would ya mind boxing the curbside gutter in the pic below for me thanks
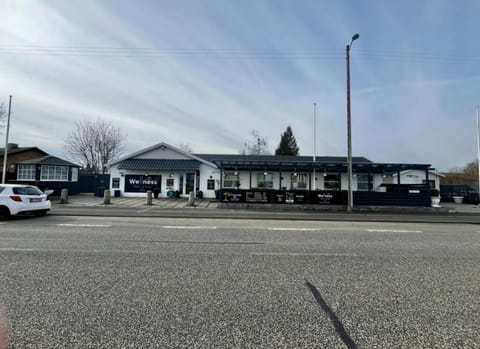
[48,203,480,224]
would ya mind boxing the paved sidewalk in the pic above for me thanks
[51,193,480,214]
[47,194,480,223]
[52,194,218,209]
[440,202,480,213]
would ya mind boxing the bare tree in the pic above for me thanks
[241,129,269,155]
[443,160,478,185]
[0,102,6,133]
[178,143,193,153]
[65,118,126,174]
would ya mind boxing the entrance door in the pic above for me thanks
[186,173,195,194]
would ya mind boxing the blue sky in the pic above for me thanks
[1,0,479,171]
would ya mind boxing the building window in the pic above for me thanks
[256,173,273,189]
[40,165,69,181]
[17,165,36,180]
[324,174,340,191]
[291,173,307,189]
[166,178,175,187]
[71,167,79,182]
[356,174,370,191]
[223,173,239,188]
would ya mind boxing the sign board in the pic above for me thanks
[222,191,244,202]
[207,179,215,190]
[317,192,334,204]
[112,177,120,189]
[124,175,161,193]
[245,191,269,203]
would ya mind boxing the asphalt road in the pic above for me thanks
[0,215,479,348]
[50,204,480,224]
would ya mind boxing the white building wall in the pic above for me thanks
[136,148,190,160]
[198,164,219,199]
[372,174,386,191]
[395,170,442,190]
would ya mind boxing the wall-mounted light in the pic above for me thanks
[323,169,327,177]
[293,169,297,177]
[169,173,173,177]
[234,168,238,176]
[119,172,124,177]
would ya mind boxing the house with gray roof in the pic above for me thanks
[1,143,80,186]
[108,142,441,206]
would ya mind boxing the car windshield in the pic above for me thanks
[12,186,43,196]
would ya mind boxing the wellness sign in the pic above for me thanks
[124,175,160,193]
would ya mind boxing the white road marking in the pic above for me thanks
[367,229,423,233]
[251,252,357,257]
[268,227,322,231]
[0,248,35,252]
[56,224,112,227]
[162,226,217,229]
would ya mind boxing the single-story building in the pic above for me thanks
[1,143,81,194]
[0,143,48,181]
[108,142,442,206]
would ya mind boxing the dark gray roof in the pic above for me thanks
[193,154,430,173]
[194,154,372,164]
[16,155,80,167]
[118,159,200,171]
[0,147,48,157]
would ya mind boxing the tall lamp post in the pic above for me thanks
[346,33,360,212]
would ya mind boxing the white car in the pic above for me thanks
[0,184,51,219]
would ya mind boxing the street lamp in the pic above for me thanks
[346,33,360,212]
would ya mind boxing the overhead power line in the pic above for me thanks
[0,45,478,64]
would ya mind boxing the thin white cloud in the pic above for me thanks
[1,1,479,171]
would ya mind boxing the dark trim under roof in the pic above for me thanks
[118,159,201,171]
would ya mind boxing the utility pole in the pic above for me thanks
[2,95,12,184]
[477,106,480,205]
[346,33,359,212]
[313,102,316,191]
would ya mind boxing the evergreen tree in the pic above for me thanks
[275,126,299,156]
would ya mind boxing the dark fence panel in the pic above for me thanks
[218,189,430,207]
[441,185,479,204]
[353,191,430,207]
[79,174,110,195]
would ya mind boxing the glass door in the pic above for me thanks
[186,173,195,194]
